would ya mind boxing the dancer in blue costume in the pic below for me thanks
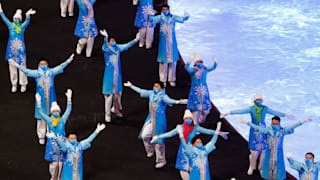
[220,93,295,175]
[148,4,190,87]
[0,4,36,93]
[287,152,320,180]
[124,80,188,168]
[36,90,72,180]
[238,116,312,180]
[9,54,74,144]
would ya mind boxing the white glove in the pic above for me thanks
[187,53,196,63]
[95,123,106,133]
[178,99,188,104]
[151,136,160,143]
[286,114,296,120]
[100,29,108,38]
[238,118,249,124]
[65,89,72,102]
[215,122,222,134]
[176,125,183,137]
[0,3,3,14]
[286,152,293,158]
[124,81,133,87]
[46,132,56,139]
[133,0,138,5]
[184,11,190,17]
[8,59,19,67]
[134,32,140,42]
[35,93,41,107]
[220,112,231,119]
[26,8,36,17]
[213,56,217,63]
[148,10,156,15]
[66,53,74,63]
[301,118,312,124]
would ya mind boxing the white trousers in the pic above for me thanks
[76,37,95,57]
[249,150,266,172]
[9,63,28,88]
[138,27,154,49]
[49,161,63,180]
[159,62,177,83]
[37,119,47,142]
[104,93,122,118]
[191,110,210,125]
[180,170,190,180]
[60,0,75,17]
[141,123,166,163]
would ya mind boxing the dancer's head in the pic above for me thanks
[305,152,314,166]
[161,5,170,16]
[193,54,204,68]
[191,135,203,149]
[38,58,48,71]
[108,36,117,47]
[50,102,61,117]
[253,93,263,107]
[183,109,193,125]
[67,132,78,145]
[153,81,164,93]
[13,9,22,24]
[271,116,281,126]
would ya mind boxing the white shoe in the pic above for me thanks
[147,152,154,158]
[111,107,115,113]
[11,86,17,93]
[20,86,26,93]
[69,12,74,17]
[61,13,66,18]
[139,42,144,47]
[169,82,176,87]
[105,115,111,122]
[163,82,167,87]
[39,139,45,145]
[247,167,253,175]
[155,162,166,168]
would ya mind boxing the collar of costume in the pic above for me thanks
[151,89,165,102]
[13,23,21,34]
[51,115,61,127]
[182,123,194,142]
[254,104,263,123]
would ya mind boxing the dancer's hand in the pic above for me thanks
[178,99,188,104]
[46,132,56,139]
[238,118,248,124]
[184,12,190,17]
[65,89,72,102]
[286,152,293,158]
[151,136,160,143]
[0,3,3,14]
[220,112,231,119]
[100,29,108,37]
[215,122,222,134]
[96,123,106,133]
[135,32,140,42]
[124,81,133,87]
[133,0,138,5]
[219,131,229,140]
[67,53,75,63]
[8,59,19,67]
[213,56,217,64]
[26,8,36,17]
[301,118,312,124]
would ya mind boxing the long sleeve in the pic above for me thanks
[162,95,179,106]
[17,66,38,78]
[118,40,137,52]
[51,60,70,75]
[148,15,161,24]
[20,17,30,30]
[61,103,72,124]
[231,107,251,115]
[315,161,320,169]
[130,85,152,98]
[90,0,96,4]
[206,62,217,72]
[287,157,303,171]
[102,39,111,53]
[173,15,189,23]
[38,106,52,124]
[0,12,11,27]
[205,132,218,153]
[158,128,179,139]
[265,106,285,117]
[248,122,269,134]
[185,63,195,74]
[55,138,67,152]
[179,136,193,157]
[197,126,216,135]
[283,121,303,135]
[80,131,98,150]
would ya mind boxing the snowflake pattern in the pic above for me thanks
[194,85,208,97]
[10,38,23,52]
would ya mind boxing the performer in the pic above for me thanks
[124,80,188,168]
[60,0,75,18]
[100,29,139,122]
[47,123,105,180]
[8,54,74,144]
[0,4,36,93]
[132,0,155,49]
[287,152,320,180]
[75,0,98,58]
[220,93,295,175]
[238,116,312,180]
[35,89,72,180]
[148,4,190,87]
[151,109,228,180]
[185,54,217,125]
[177,122,221,180]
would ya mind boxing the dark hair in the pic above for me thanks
[306,152,315,158]
[191,135,201,145]
[272,116,281,122]
[162,4,170,9]
[67,131,78,137]
[154,81,165,89]
[39,57,47,62]
[108,35,116,42]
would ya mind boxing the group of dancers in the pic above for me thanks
[0,0,318,179]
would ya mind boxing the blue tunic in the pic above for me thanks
[130,85,179,144]
[134,0,155,28]
[18,61,70,119]
[288,158,320,180]
[231,105,285,151]
[185,62,217,111]
[180,131,219,180]
[56,132,98,180]
[248,122,303,180]
[0,13,30,64]
[38,103,72,162]
[74,0,98,38]
[149,13,189,63]
[102,39,137,95]
[159,125,216,171]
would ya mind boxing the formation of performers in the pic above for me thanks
[0,0,318,180]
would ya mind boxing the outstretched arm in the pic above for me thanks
[9,59,38,78]
[173,12,190,23]
[265,106,286,117]
[159,128,179,139]
[287,156,303,171]
[61,89,72,124]
[238,118,269,134]
[80,123,105,150]
[162,95,180,106]
[205,122,221,153]
[207,57,218,72]
[51,54,74,75]
[148,14,161,24]
[185,63,195,74]
[35,93,52,124]
[231,107,251,115]
[0,5,11,27]
[124,82,153,98]
[282,119,311,135]
[55,136,67,152]
[118,34,138,52]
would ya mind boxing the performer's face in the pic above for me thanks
[271,119,280,126]
[153,83,163,92]
[108,38,116,46]
[192,138,202,147]
[38,60,48,67]
[162,7,170,13]
[13,18,20,24]
[305,154,314,163]
[68,134,77,142]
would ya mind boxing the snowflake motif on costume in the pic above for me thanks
[10,38,23,53]
[141,4,153,27]
[38,75,52,90]
[194,85,208,97]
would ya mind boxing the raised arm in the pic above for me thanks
[282,120,306,135]
[35,93,52,124]
[55,136,67,152]
[80,123,105,150]
[0,4,11,27]
[287,154,303,171]
[9,59,38,77]
[205,122,221,153]
[184,63,195,74]
[118,34,138,52]
[124,82,153,98]
[173,13,190,23]
[207,61,217,72]
[230,107,251,115]
[51,54,74,75]
[20,17,30,29]
[148,14,161,24]
[61,89,72,124]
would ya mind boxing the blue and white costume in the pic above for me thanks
[248,121,304,180]
[75,0,98,57]
[148,12,189,85]
[287,157,320,180]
